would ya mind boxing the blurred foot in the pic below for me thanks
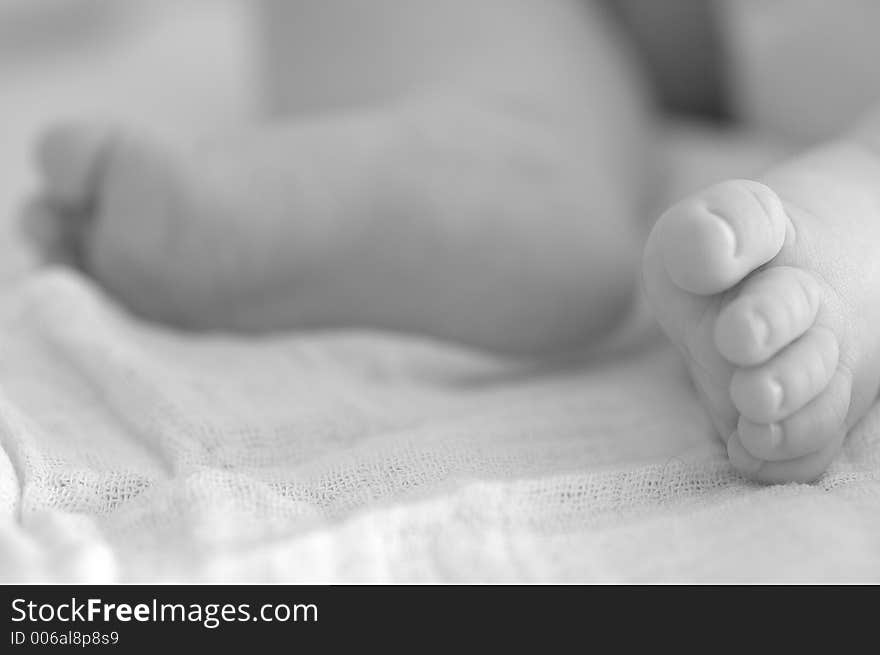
[24,105,639,354]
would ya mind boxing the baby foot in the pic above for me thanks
[644,138,880,483]
[25,123,259,327]
[24,110,641,354]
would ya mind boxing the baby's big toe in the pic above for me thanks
[651,179,788,295]
[36,122,114,212]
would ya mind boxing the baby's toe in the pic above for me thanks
[715,266,822,367]
[730,325,839,424]
[651,179,788,295]
[19,195,87,266]
[728,428,844,484]
[36,122,114,212]
[736,369,851,461]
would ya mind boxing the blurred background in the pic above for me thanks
[3,0,880,288]
[0,0,261,281]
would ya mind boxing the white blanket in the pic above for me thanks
[2,2,879,585]
[1,270,879,583]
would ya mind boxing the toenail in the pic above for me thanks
[706,209,739,257]
[768,378,784,412]
[766,423,784,450]
[749,311,770,348]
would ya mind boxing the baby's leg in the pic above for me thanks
[644,106,880,483]
[25,1,650,355]
[27,88,645,355]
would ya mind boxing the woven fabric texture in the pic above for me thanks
[1,270,879,583]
